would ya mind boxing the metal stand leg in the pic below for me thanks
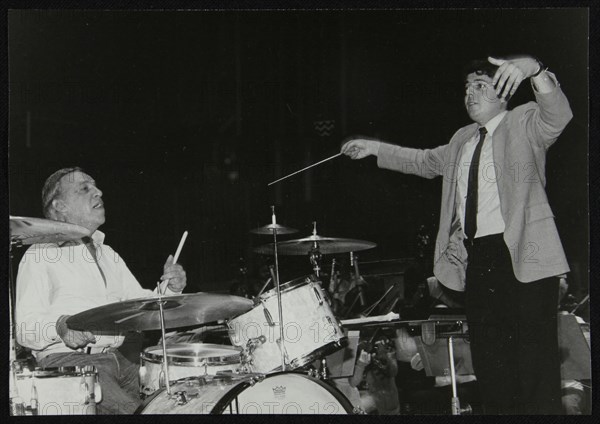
[156,283,171,395]
[271,206,286,371]
[448,336,471,415]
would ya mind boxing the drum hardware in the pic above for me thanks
[239,336,267,372]
[140,343,244,396]
[265,206,287,371]
[320,358,328,379]
[328,258,338,294]
[447,336,472,415]
[155,230,188,396]
[156,282,172,395]
[339,252,369,317]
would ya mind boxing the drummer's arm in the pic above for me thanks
[113,249,184,299]
[15,258,63,350]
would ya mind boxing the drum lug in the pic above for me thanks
[247,374,265,386]
[353,406,368,415]
[311,284,324,305]
[174,391,188,405]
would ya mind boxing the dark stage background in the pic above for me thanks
[8,9,589,305]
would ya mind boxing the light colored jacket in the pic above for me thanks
[377,78,573,291]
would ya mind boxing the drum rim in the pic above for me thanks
[141,343,242,366]
[210,371,355,414]
[262,337,348,373]
[259,275,317,301]
[227,275,322,323]
[25,366,98,378]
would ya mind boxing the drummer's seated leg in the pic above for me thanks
[38,351,142,414]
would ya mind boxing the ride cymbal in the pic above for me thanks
[254,235,376,256]
[67,293,254,332]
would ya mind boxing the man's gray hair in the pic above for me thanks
[42,167,84,219]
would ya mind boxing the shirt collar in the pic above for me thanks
[480,110,508,136]
[58,229,105,247]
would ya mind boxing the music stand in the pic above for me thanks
[414,317,473,415]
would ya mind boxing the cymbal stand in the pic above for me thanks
[270,206,287,371]
[307,222,324,278]
[156,282,171,395]
[448,336,471,415]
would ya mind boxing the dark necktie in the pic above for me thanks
[464,127,488,240]
[82,237,107,287]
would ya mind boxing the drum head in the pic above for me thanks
[138,372,353,414]
[142,343,241,366]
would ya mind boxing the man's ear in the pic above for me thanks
[52,198,67,214]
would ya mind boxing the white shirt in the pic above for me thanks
[456,111,508,238]
[15,230,179,358]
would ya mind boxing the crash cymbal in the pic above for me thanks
[10,216,91,245]
[253,235,377,256]
[66,293,254,332]
[249,223,298,235]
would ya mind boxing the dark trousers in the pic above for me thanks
[464,234,562,414]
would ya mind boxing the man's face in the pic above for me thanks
[464,72,506,125]
[55,171,105,232]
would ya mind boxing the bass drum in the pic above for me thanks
[138,372,353,414]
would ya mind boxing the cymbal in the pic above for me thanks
[10,215,91,245]
[66,293,254,332]
[253,235,377,256]
[249,223,298,235]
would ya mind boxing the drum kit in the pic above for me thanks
[8,210,380,415]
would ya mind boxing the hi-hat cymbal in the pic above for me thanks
[10,216,91,245]
[66,293,254,332]
[253,235,377,256]
[249,223,298,235]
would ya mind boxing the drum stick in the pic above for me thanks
[173,230,189,264]
[268,153,342,186]
[159,230,188,294]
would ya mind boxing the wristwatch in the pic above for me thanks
[531,59,547,78]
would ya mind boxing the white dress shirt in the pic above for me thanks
[456,111,508,239]
[15,230,179,359]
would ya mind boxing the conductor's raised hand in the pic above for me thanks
[488,55,541,100]
[340,136,381,160]
[161,254,187,293]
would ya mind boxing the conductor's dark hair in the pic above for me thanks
[462,59,499,82]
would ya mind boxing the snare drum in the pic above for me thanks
[139,343,242,396]
[227,276,345,373]
[11,366,101,415]
[138,372,353,414]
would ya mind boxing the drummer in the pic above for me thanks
[15,167,187,414]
